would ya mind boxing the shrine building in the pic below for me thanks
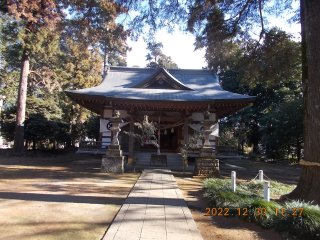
[65,66,255,161]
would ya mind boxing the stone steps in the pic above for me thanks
[135,152,183,167]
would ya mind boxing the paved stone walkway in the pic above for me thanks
[102,169,203,240]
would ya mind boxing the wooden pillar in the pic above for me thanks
[183,112,189,169]
[183,116,189,145]
[111,106,115,142]
[128,115,134,162]
[99,108,104,142]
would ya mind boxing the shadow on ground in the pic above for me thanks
[172,158,302,240]
[0,149,139,240]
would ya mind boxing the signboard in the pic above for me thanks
[100,119,129,132]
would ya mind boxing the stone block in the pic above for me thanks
[195,158,219,176]
[105,149,122,156]
[200,146,214,153]
[109,145,121,150]
[101,155,124,173]
[199,152,215,158]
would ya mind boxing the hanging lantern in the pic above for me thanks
[164,129,167,135]
[171,127,174,133]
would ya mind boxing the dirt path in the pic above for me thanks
[174,159,301,240]
[0,150,301,240]
[0,152,139,240]
[174,174,287,240]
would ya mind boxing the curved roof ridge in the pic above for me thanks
[128,67,193,90]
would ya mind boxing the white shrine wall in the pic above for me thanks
[100,109,130,148]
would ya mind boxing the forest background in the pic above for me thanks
[0,0,302,162]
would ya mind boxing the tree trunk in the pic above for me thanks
[285,0,320,204]
[103,45,109,77]
[13,50,29,153]
[33,139,36,151]
[25,139,29,150]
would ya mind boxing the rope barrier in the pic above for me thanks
[263,173,272,181]
[299,160,320,167]
[252,173,259,181]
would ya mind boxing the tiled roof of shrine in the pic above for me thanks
[65,67,255,103]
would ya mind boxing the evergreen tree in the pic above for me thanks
[286,0,320,203]
[85,114,100,140]
[2,1,131,150]
[145,41,178,68]
[7,0,62,153]
[60,0,130,74]
[56,0,131,142]
[0,13,21,106]
[218,29,302,157]
[188,0,319,203]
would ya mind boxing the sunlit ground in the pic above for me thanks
[0,155,139,240]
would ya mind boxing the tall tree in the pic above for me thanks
[61,0,130,75]
[54,0,131,143]
[24,95,63,150]
[145,41,178,68]
[0,13,20,106]
[119,0,320,202]
[218,29,302,156]
[285,0,320,203]
[188,0,319,203]
[7,0,62,153]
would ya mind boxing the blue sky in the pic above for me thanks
[126,12,301,69]
[126,29,206,69]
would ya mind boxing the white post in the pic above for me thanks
[264,181,270,202]
[157,116,161,155]
[231,171,236,192]
[259,170,263,181]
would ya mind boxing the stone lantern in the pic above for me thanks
[101,110,125,173]
[194,111,219,176]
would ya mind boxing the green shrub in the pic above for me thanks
[240,199,281,228]
[276,200,320,239]
[205,190,253,208]
[202,177,320,239]
[270,181,296,196]
[203,178,256,207]
[203,178,231,191]
[237,180,264,197]
[236,180,295,198]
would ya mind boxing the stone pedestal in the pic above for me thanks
[194,117,219,176]
[195,158,219,176]
[101,115,124,174]
[101,145,125,173]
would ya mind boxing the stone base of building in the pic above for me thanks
[101,145,124,174]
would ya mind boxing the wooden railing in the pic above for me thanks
[215,145,238,156]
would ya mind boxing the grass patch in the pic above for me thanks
[276,200,320,239]
[203,178,320,239]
